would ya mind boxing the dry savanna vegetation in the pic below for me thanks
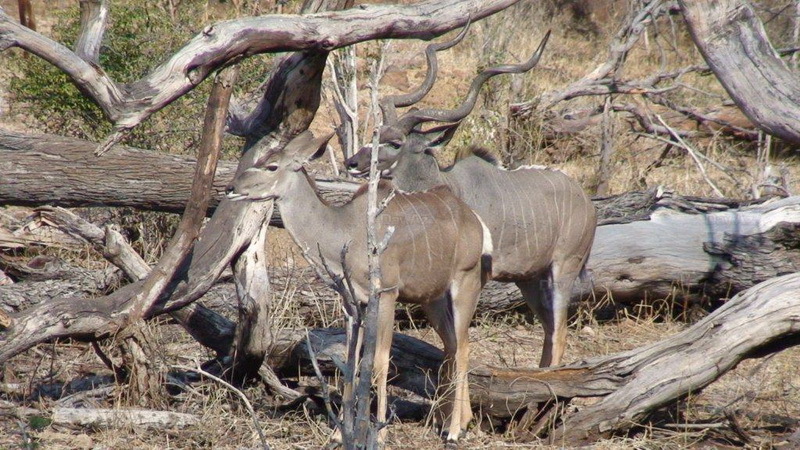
[2,0,800,448]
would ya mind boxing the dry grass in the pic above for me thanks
[4,306,798,449]
[3,0,800,448]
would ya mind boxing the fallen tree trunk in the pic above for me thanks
[267,272,800,444]
[0,129,358,225]
[5,130,799,306]
[4,184,800,328]
[51,407,200,429]
[584,194,800,303]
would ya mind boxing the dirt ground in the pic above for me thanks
[2,303,800,449]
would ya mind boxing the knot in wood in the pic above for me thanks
[319,37,336,51]
[202,25,214,37]
[60,314,74,328]
[187,68,202,85]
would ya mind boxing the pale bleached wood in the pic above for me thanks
[679,0,800,144]
[125,66,236,327]
[52,407,199,429]
[0,51,328,364]
[266,272,800,444]
[75,0,108,64]
[583,195,800,303]
[6,140,800,313]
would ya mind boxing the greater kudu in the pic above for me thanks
[345,29,597,367]
[226,131,492,442]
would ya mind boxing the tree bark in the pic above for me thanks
[5,138,798,308]
[51,407,199,429]
[266,272,800,445]
[679,0,800,144]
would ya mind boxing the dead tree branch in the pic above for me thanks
[680,0,800,144]
[268,272,800,445]
[512,0,671,116]
[0,0,519,150]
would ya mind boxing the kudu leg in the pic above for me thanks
[422,295,458,437]
[517,275,565,368]
[423,279,480,441]
[450,272,481,434]
[373,291,398,443]
[518,260,584,367]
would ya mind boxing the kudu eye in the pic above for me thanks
[265,164,279,172]
[225,185,234,195]
[387,141,403,150]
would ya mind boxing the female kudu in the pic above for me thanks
[226,131,492,442]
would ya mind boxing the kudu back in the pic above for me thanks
[226,130,491,442]
[345,27,597,367]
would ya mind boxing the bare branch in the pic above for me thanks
[0,0,520,148]
[655,114,724,196]
[177,363,270,449]
[125,66,237,326]
[513,0,671,115]
[34,206,236,356]
[304,331,343,429]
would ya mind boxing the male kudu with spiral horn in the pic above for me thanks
[346,27,597,367]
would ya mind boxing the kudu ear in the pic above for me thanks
[284,130,335,169]
[423,122,461,151]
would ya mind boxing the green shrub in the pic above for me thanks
[8,1,253,156]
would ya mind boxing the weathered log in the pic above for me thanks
[0,2,526,367]
[51,407,199,429]
[5,187,800,324]
[0,49,326,363]
[0,128,357,226]
[266,272,800,444]
[585,194,800,303]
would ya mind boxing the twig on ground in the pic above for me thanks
[305,330,343,428]
[175,363,270,450]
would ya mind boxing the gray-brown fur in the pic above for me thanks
[343,28,596,367]
[227,130,490,442]
[452,146,499,166]
[347,131,596,368]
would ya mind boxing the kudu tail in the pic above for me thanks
[474,212,493,284]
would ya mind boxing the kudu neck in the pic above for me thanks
[393,152,455,193]
[276,170,353,266]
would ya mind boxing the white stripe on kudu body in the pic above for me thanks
[226,131,490,444]
[343,27,597,369]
